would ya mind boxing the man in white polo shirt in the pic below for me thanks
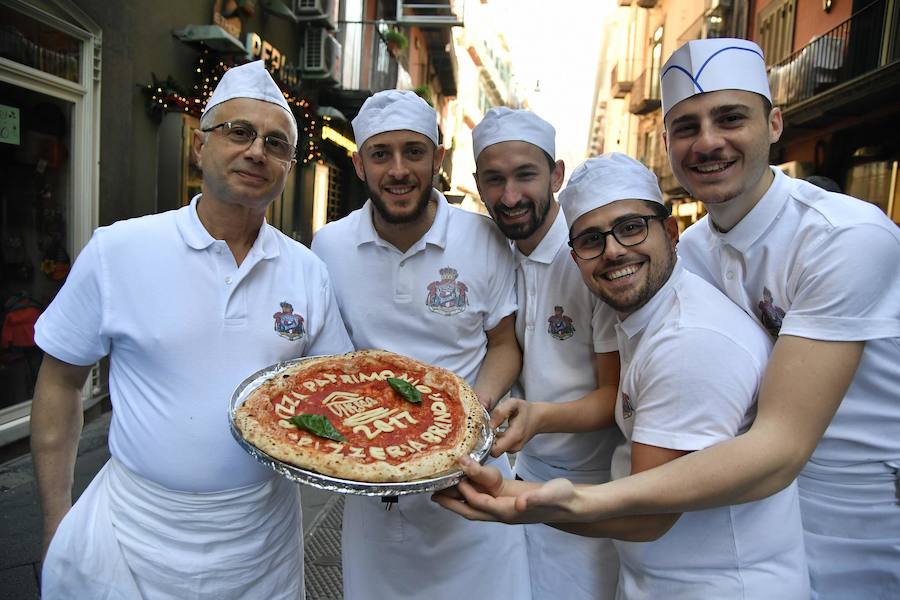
[31,61,352,599]
[441,38,900,599]
[471,107,621,599]
[312,90,530,600]
[438,153,809,598]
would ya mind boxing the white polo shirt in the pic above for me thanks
[514,208,622,600]
[312,190,531,600]
[612,263,808,598]
[35,195,353,492]
[679,167,900,467]
[513,209,621,483]
[312,190,517,384]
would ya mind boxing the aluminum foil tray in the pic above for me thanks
[229,356,494,497]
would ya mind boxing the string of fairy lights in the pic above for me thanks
[141,49,322,164]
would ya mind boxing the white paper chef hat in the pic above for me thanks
[661,38,771,117]
[472,107,556,161]
[352,90,439,148]
[559,153,664,229]
[205,60,290,113]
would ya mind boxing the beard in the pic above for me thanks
[593,245,676,314]
[367,180,433,225]
[487,189,553,240]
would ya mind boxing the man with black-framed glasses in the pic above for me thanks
[32,60,351,599]
[436,152,809,598]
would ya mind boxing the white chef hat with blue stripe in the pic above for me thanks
[661,38,771,117]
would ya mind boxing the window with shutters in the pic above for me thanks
[758,0,796,65]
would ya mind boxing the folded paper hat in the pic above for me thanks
[205,60,290,113]
[352,90,438,148]
[472,107,556,160]
[559,153,663,229]
[661,38,771,117]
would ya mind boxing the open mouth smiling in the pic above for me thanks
[601,262,642,282]
[689,160,736,175]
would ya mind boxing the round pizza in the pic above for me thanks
[233,349,485,483]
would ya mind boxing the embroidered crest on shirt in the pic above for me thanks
[757,286,786,338]
[273,301,305,341]
[547,305,575,340]
[621,392,634,419]
[425,267,468,316]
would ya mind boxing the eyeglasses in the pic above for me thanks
[201,121,296,162]
[568,215,668,260]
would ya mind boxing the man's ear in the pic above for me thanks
[192,129,205,169]
[433,145,446,174]
[768,106,784,144]
[551,160,565,193]
[664,214,679,246]
[351,152,366,182]
[661,129,668,152]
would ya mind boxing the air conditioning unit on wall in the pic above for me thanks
[294,0,338,30]
[302,27,341,84]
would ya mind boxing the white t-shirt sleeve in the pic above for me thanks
[482,243,517,331]
[34,232,110,366]
[781,223,900,341]
[630,328,760,452]
[591,298,618,353]
[307,273,354,356]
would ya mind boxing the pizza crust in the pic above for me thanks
[234,350,484,482]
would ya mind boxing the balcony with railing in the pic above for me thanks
[767,0,900,119]
[335,21,401,93]
[629,65,661,115]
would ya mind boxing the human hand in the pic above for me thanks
[432,455,582,524]
[489,397,544,457]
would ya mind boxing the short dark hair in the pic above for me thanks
[645,199,671,217]
[542,151,557,173]
[761,96,773,117]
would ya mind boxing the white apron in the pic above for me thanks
[42,457,304,599]
[514,459,618,600]
[799,459,900,600]
[341,455,531,600]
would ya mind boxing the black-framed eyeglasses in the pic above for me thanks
[568,215,668,260]
[201,121,296,162]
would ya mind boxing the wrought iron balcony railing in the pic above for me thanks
[335,21,401,93]
[767,0,899,109]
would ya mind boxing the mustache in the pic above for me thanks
[494,200,534,214]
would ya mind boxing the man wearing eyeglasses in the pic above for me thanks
[469,107,621,600]
[31,61,352,599]
[437,153,809,598]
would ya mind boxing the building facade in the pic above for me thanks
[0,0,460,449]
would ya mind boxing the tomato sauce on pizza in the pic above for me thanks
[234,350,484,483]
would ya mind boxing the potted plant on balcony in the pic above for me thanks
[413,84,433,107]
[383,28,408,53]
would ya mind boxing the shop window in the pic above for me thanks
[0,82,74,410]
[0,5,81,83]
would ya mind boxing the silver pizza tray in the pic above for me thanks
[229,356,494,497]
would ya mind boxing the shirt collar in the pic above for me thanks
[707,166,789,252]
[355,188,449,251]
[514,206,568,265]
[617,258,686,340]
[175,194,278,259]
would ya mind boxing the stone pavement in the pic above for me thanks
[0,412,345,599]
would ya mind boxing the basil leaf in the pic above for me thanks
[387,377,422,404]
[287,414,347,442]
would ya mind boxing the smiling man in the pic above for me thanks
[311,90,530,600]
[471,107,622,600]
[31,61,353,599]
[437,154,810,598]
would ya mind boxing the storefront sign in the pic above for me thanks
[245,33,299,88]
[0,105,21,145]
